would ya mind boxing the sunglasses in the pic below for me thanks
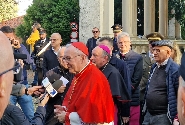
[92,31,99,33]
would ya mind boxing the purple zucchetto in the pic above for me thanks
[98,45,110,55]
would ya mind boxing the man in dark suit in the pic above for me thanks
[86,27,101,58]
[43,33,62,76]
[32,28,51,86]
[140,32,164,124]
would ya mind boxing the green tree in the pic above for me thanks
[0,0,18,21]
[16,0,79,45]
[168,0,185,40]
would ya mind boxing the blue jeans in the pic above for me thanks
[10,83,34,121]
[142,111,171,125]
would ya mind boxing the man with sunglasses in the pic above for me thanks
[86,27,101,58]
[140,32,164,124]
[142,40,179,125]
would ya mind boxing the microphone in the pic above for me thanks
[38,80,63,103]
[46,71,61,83]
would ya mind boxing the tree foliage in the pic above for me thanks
[169,0,185,39]
[0,0,18,21]
[114,0,185,38]
[16,0,79,45]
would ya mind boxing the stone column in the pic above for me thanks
[168,9,175,39]
[175,20,181,39]
[102,0,114,37]
[79,0,104,43]
[122,0,137,38]
[159,0,168,37]
[144,0,155,36]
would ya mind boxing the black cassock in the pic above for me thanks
[101,63,131,102]
[101,63,131,124]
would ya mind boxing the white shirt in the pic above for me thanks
[52,47,61,55]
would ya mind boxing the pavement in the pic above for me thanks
[27,70,35,85]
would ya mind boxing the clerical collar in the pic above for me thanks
[52,47,61,55]
[78,60,90,74]
[156,58,169,68]
[99,63,108,71]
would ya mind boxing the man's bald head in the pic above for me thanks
[0,31,14,118]
[51,33,62,39]
[0,31,14,72]
[50,33,62,48]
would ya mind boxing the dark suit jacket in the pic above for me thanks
[0,104,45,125]
[140,52,154,101]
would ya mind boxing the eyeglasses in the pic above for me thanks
[92,31,99,33]
[62,55,80,62]
[0,64,20,76]
[50,39,58,41]
[151,48,167,53]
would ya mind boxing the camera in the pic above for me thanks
[13,53,27,82]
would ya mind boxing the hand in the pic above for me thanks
[27,86,43,95]
[57,85,66,93]
[18,59,24,68]
[38,93,49,106]
[13,40,21,49]
[55,111,66,123]
[33,88,45,96]
[173,119,179,125]
[54,105,63,114]
[54,105,65,115]
[122,117,129,124]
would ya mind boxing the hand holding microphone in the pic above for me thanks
[38,93,50,107]
[36,77,64,103]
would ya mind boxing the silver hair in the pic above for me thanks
[57,46,66,57]
[117,32,131,41]
[102,50,111,61]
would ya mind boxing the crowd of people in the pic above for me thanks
[0,22,184,125]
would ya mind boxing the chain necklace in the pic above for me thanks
[67,62,91,110]
[101,63,108,71]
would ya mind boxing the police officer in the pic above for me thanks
[111,24,123,53]
[140,32,164,125]
[32,28,51,86]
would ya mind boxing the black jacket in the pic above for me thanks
[0,104,45,125]
[44,66,74,125]
[140,52,154,101]
[32,38,51,58]
[43,49,60,76]
[86,37,100,58]
[116,50,143,106]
